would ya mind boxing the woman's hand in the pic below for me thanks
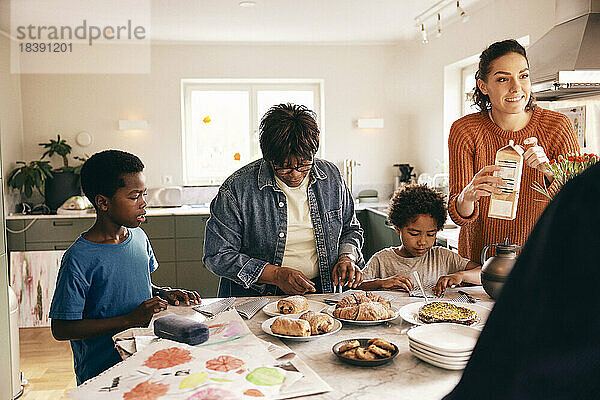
[332,255,363,289]
[521,137,553,182]
[457,165,504,218]
[379,274,414,292]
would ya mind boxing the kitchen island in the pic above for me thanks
[115,287,493,400]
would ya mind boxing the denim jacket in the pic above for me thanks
[203,158,364,297]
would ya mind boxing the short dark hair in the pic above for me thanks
[388,184,447,231]
[81,150,144,208]
[259,103,320,165]
[472,39,535,113]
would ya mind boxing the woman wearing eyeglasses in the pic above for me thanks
[204,103,365,297]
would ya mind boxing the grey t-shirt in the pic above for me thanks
[363,246,470,287]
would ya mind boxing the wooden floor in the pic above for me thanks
[18,327,76,400]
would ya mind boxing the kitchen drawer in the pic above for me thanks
[175,215,207,238]
[151,261,177,288]
[25,218,94,243]
[6,220,25,252]
[140,216,175,239]
[176,238,203,261]
[26,241,73,251]
[150,238,176,262]
[176,261,219,297]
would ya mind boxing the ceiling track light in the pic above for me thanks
[420,24,428,44]
[436,13,442,38]
[457,1,469,23]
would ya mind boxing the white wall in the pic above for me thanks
[0,33,24,213]
[18,43,407,191]
[391,0,556,176]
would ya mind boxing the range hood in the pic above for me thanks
[528,0,600,100]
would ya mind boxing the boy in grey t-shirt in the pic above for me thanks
[358,185,481,296]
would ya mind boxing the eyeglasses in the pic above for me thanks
[272,160,313,175]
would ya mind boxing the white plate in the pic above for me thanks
[407,322,481,353]
[409,345,468,370]
[408,341,471,361]
[261,316,342,341]
[398,301,490,328]
[325,305,400,325]
[262,299,328,317]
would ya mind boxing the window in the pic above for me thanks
[461,63,478,116]
[181,80,322,185]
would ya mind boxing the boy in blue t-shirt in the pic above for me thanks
[49,150,201,385]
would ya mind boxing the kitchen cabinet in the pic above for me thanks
[359,209,401,262]
[6,212,220,298]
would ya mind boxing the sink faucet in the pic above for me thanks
[343,159,361,195]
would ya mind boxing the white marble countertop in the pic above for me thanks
[149,287,493,399]
[6,205,210,220]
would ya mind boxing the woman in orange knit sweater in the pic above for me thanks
[448,39,579,263]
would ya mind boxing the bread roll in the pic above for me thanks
[308,314,335,335]
[277,296,309,314]
[270,317,311,337]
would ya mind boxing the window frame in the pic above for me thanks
[181,79,324,186]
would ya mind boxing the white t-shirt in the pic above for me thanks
[363,246,470,287]
[275,174,319,279]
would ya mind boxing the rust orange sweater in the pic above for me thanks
[448,106,580,263]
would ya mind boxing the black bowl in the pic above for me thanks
[332,338,399,367]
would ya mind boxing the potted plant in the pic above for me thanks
[39,135,86,211]
[7,160,54,199]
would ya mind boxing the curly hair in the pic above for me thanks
[388,184,447,231]
[81,150,144,208]
[472,39,535,113]
[259,103,320,165]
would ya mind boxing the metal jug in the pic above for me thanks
[480,238,521,299]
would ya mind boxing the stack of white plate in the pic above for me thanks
[407,323,480,370]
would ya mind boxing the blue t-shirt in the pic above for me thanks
[49,227,157,385]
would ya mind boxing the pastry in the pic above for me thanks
[333,305,359,320]
[418,302,477,325]
[368,344,391,358]
[367,338,395,352]
[270,317,311,337]
[355,347,378,361]
[355,302,393,321]
[298,310,315,321]
[308,314,335,335]
[339,340,361,353]
[340,347,359,360]
[277,296,309,314]
[336,291,392,309]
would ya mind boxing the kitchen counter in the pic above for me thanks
[118,288,493,399]
[6,205,210,220]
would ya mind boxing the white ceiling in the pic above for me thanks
[0,0,486,43]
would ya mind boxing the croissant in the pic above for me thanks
[277,296,309,314]
[333,305,359,320]
[308,314,335,335]
[336,291,372,308]
[270,317,311,337]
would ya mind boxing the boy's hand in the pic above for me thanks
[332,255,363,288]
[159,289,201,306]
[379,274,414,292]
[128,296,168,327]
[433,272,464,296]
